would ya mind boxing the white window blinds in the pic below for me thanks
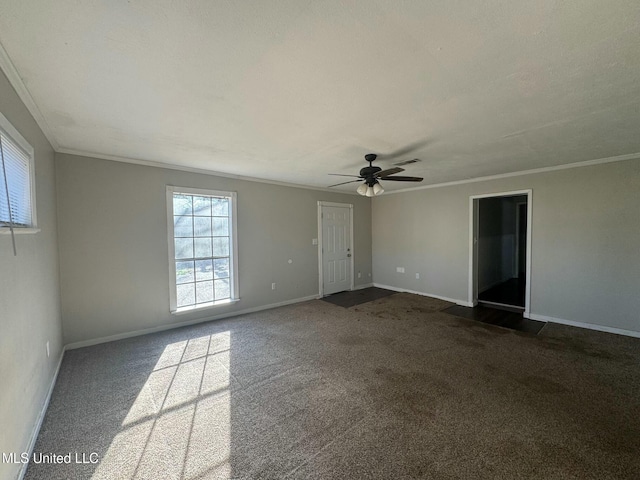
[0,129,32,227]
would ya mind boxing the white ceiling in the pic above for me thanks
[1,1,639,192]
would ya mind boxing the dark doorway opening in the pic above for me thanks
[477,195,528,309]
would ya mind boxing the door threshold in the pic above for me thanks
[478,301,524,313]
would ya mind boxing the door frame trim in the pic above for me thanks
[468,189,532,316]
[318,201,354,297]
[514,200,527,278]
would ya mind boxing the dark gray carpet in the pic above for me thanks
[26,293,640,479]
[321,286,396,308]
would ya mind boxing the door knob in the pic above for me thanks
[347,254,352,257]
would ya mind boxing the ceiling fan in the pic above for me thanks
[328,153,423,196]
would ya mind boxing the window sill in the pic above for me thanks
[171,297,240,315]
[0,227,40,235]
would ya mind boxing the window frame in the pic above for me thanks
[0,112,37,233]
[166,185,239,314]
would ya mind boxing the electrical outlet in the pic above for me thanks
[358,272,362,278]
[46,341,50,358]
[416,273,420,279]
[271,283,276,290]
[396,267,405,273]
[312,238,318,245]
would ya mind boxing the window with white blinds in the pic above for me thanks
[167,186,239,313]
[0,113,35,228]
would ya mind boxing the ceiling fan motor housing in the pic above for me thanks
[359,165,381,178]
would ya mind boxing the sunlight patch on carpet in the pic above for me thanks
[91,332,232,479]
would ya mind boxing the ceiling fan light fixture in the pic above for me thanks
[329,153,423,194]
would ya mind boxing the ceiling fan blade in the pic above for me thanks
[328,174,362,177]
[378,139,432,160]
[327,179,363,187]
[376,167,404,178]
[382,176,423,182]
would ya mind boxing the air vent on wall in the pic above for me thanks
[393,158,421,166]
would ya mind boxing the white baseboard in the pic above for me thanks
[18,347,66,480]
[372,283,471,306]
[354,283,374,290]
[65,294,321,350]
[455,300,476,307]
[526,313,640,339]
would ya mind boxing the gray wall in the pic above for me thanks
[56,153,372,345]
[372,159,640,333]
[0,71,62,479]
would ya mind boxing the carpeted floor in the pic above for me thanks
[26,293,640,479]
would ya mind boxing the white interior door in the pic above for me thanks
[321,204,352,295]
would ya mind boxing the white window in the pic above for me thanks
[167,186,239,313]
[0,112,36,230]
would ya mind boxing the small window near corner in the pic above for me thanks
[0,112,36,230]
[167,186,239,313]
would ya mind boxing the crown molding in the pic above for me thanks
[0,40,59,150]
[58,147,640,197]
[56,147,360,196]
[381,151,640,195]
